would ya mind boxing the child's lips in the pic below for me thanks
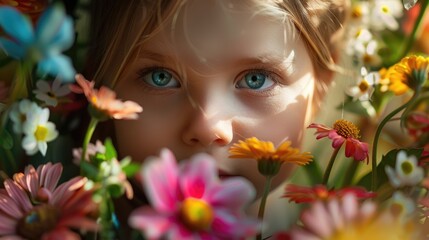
[218,169,239,180]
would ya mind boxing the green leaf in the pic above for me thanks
[80,160,100,180]
[0,128,13,149]
[107,183,124,198]
[356,148,424,190]
[302,158,323,185]
[122,162,141,178]
[337,96,374,117]
[104,138,117,161]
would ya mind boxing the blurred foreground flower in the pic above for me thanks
[385,150,424,188]
[33,78,70,107]
[129,149,260,239]
[0,0,49,22]
[308,120,369,162]
[71,74,143,120]
[229,137,312,177]
[286,194,425,240]
[0,4,75,81]
[0,163,98,239]
[284,184,375,203]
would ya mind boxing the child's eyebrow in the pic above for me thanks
[137,50,177,63]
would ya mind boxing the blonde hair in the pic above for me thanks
[87,0,349,101]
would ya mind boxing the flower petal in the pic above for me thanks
[0,6,34,45]
[0,38,26,59]
[208,177,255,211]
[180,153,217,199]
[48,17,74,53]
[128,207,171,240]
[37,55,76,82]
[35,4,65,48]
[211,210,260,238]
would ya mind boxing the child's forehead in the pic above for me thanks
[138,0,298,69]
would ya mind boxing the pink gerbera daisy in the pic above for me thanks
[0,163,98,239]
[129,149,260,239]
[308,119,369,162]
[70,74,143,120]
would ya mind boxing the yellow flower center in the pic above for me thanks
[333,119,360,139]
[315,188,329,200]
[358,80,370,92]
[17,205,59,240]
[381,5,390,13]
[180,198,214,231]
[34,125,48,141]
[401,161,413,175]
[352,6,362,18]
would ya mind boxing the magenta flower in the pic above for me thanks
[129,149,260,239]
[0,163,98,239]
[308,119,369,162]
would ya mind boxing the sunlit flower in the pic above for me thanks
[9,98,40,134]
[21,106,58,156]
[345,27,373,56]
[284,184,375,204]
[287,194,425,240]
[346,67,380,101]
[0,0,48,22]
[378,67,395,92]
[0,4,75,81]
[349,2,370,25]
[308,120,369,162]
[385,150,424,188]
[33,78,70,107]
[129,149,260,239]
[389,55,429,95]
[0,165,98,239]
[370,0,403,31]
[70,74,143,120]
[229,137,312,176]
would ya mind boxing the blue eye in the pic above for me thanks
[141,69,180,88]
[236,71,275,90]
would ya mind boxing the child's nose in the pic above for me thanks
[181,112,233,147]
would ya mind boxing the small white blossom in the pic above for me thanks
[389,191,416,218]
[9,99,41,134]
[346,67,380,101]
[370,0,403,31]
[386,151,424,188]
[33,78,70,107]
[22,107,58,156]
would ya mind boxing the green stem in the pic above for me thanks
[342,160,359,187]
[371,93,418,191]
[9,61,32,104]
[100,191,116,240]
[390,0,429,65]
[81,117,98,164]
[4,148,17,173]
[256,175,273,240]
[322,147,341,185]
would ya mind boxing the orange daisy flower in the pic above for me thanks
[389,55,429,95]
[70,74,143,120]
[229,137,312,176]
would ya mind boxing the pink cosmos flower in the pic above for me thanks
[308,119,369,162]
[283,184,375,203]
[70,74,143,120]
[0,163,98,239]
[129,149,260,239]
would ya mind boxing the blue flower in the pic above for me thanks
[0,4,75,82]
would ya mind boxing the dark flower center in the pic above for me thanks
[17,205,59,240]
[333,119,360,139]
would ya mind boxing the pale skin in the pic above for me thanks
[113,0,318,233]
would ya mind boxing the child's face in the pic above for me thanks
[113,1,316,198]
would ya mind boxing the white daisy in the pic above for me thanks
[9,99,41,134]
[22,107,58,156]
[33,78,70,107]
[346,67,380,101]
[370,0,403,31]
[385,151,424,188]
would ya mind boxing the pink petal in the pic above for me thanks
[208,178,255,211]
[57,216,98,231]
[42,227,81,240]
[4,180,32,212]
[211,210,260,238]
[168,225,196,240]
[300,202,333,238]
[129,207,172,239]
[0,194,23,218]
[143,149,179,212]
[0,214,17,234]
[41,163,63,192]
[180,153,217,199]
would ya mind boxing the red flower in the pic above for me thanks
[406,112,429,140]
[0,0,48,22]
[308,119,369,162]
[283,184,375,203]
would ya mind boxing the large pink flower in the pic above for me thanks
[0,163,98,239]
[70,74,143,120]
[129,149,260,239]
[308,119,369,162]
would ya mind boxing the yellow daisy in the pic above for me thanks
[389,55,429,95]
